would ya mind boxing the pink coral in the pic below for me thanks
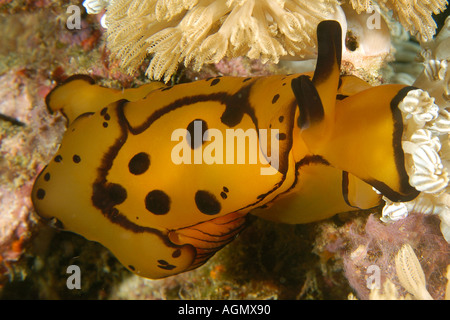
[342,213,450,299]
[0,70,65,282]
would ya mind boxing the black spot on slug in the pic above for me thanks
[128,265,135,271]
[195,190,221,215]
[157,259,176,270]
[44,172,50,181]
[336,94,349,100]
[73,155,81,163]
[128,152,150,175]
[172,249,181,258]
[92,182,127,212]
[277,133,287,140]
[186,119,208,149]
[210,78,220,86]
[36,188,46,200]
[145,190,170,215]
[272,94,280,104]
[54,155,62,163]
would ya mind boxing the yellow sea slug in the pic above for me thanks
[32,21,419,279]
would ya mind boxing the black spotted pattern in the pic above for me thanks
[128,152,150,175]
[90,84,286,240]
[210,78,220,86]
[277,133,287,140]
[145,190,170,215]
[186,119,208,149]
[73,154,81,163]
[172,249,181,258]
[157,259,176,270]
[336,94,349,100]
[44,172,50,181]
[54,155,62,163]
[195,190,221,215]
[220,186,229,200]
[272,94,280,104]
[36,188,46,200]
[219,86,254,127]
[92,182,127,213]
[102,108,111,128]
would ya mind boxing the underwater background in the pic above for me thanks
[0,0,449,300]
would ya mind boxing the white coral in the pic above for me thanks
[402,129,441,155]
[410,144,448,194]
[428,109,450,134]
[398,89,439,128]
[395,244,433,300]
[424,59,448,81]
[416,16,450,108]
[83,0,110,14]
[381,199,409,222]
[104,0,345,81]
[405,193,447,216]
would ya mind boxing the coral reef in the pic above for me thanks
[99,0,447,82]
[0,0,449,301]
[104,0,343,82]
[313,212,450,300]
[365,243,450,299]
